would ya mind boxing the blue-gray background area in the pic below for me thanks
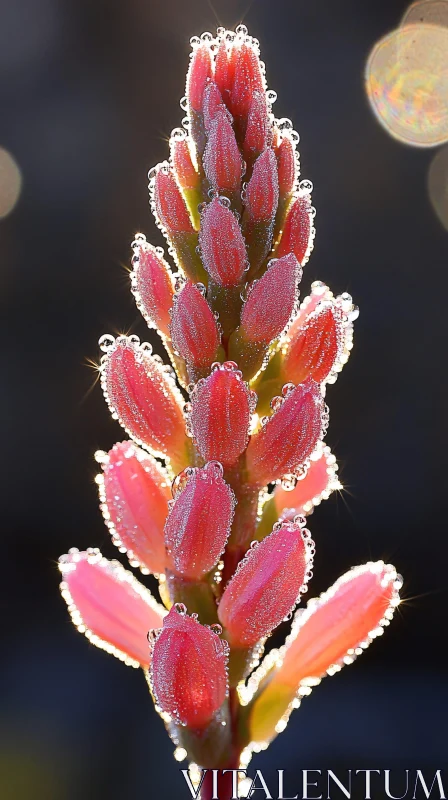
[0,0,446,797]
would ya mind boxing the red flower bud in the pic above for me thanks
[203,110,243,195]
[244,148,279,224]
[149,605,228,728]
[218,521,313,647]
[164,462,235,579]
[274,446,340,517]
[130,237,174,338]
[215,39,233,100]
[240,254,301,344]
[276,136,297,194]
[243,91,269,161]
[170,135,199,191]
[231,43,264,119]
[199,198,247,287]
[249,562,401,744]
[282,303,343,385]
[100,336,187,468]
[246,380,325,486]
[203,81,227,133]
[276,194,313,265]
[189,363,253,467]
[186,44,213,112]
[59,548,166,668]
[154,167,194,234]
[98,441,171,576]
[170,282,221,370]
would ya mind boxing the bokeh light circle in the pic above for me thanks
[365,24,448,147]
[0,147,22,218]
[401,0,448,30]
[428,144,448,230]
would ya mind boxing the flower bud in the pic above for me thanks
[249,562,401,744]
[274,446,340,517]
[246,380,325,486]
[100,336,187,469]
[203,81,227,133]
[203,110,243,195]
[243,91,269,162]
[154,168,194,234]
[199,198,247,286]
[276,195,313,265]
[276,136,297,194]
[164,462,235,580]
[59,548,166,668]
[282,302,344,385]
[98,441,171,575]
[170,136,199,191]
[244,148,279,224]
[231,43,264,120]
[187,43,213,112]
[131,239,174,338]
[215,39,233,100]
[218,521,313,648]
[170,282,221,370]
[149,605,228,728]
[189,363,252,467]
[240,254,301,344]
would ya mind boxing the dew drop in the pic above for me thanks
[190,36,201,47]
[98,334,115,352]
[205,460,224,480]
[218,195,231,208]
[174,602,187,614]
[266,89,277,104]
[299,179,313,194]
[236,24,248,36]
[179,96,188,111]
[210,623,223,634]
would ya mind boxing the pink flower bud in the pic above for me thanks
[203,81,227,133]
[170,282,221,370]
[130,238,174,338]
[276,195,313,265]
[243,91,269,161]
[149,605,228,728]
[203,110,243,195]
[244,148,279,224]
[274,446,340,517]
[59,548,166,668]
[282,303,344,385]
[240,254,301,344]
[249,562,401,744]
[186,44,213,112]
[215,39,233,100]
[164,462,235,580]
[98,441,171,575]
[189,363,252,467]
[170,136,199,191]
[218,521,313,647]
[199,198,247,287]
[154,168,194,234]
[231,43,264,119]
[276,136,297,194]
[246,380,325,486]
[100,336,187,468]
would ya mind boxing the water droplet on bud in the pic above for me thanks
[174,603,187,615]
[98,334,115,352]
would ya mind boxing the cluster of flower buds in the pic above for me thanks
[59,25,401,793]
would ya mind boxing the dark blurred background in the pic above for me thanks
[1,0,447,798]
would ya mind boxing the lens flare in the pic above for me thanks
[365,24,448,147]
[428,143,448,230]
[0,147,22,218]
[401,0,448,29]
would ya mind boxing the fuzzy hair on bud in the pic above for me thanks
[199,198,248,286]
[276,194,313,265]
[131,239,174,338]
[203,110,243,195]
[240,254,301,344]
[170,282,221,370]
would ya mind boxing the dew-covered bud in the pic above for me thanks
[99,441,171,575]
[282,303,344,385]
[246,380,325,486]
[101,336,188,470]
[189,364,252,467]
[231,43,264,120]
[187,43,213,112]
[203,81,227,133]
[243,91,269,162]
[244,148,279,224]
[249,562,401,744]
[154,168,195,234]
[199,198,247,287]
[131,241,174,338]
[164,462,235,580]
[218,521,312,648]
[149,605,229,728]
[240,254,301,344]
[203,110,243,195]
[170,137,199,191]
[170,282,221,371]
[59,549,166,668]
[276,194,312,265]
[215,39,233,100]
[276,136,297,194]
